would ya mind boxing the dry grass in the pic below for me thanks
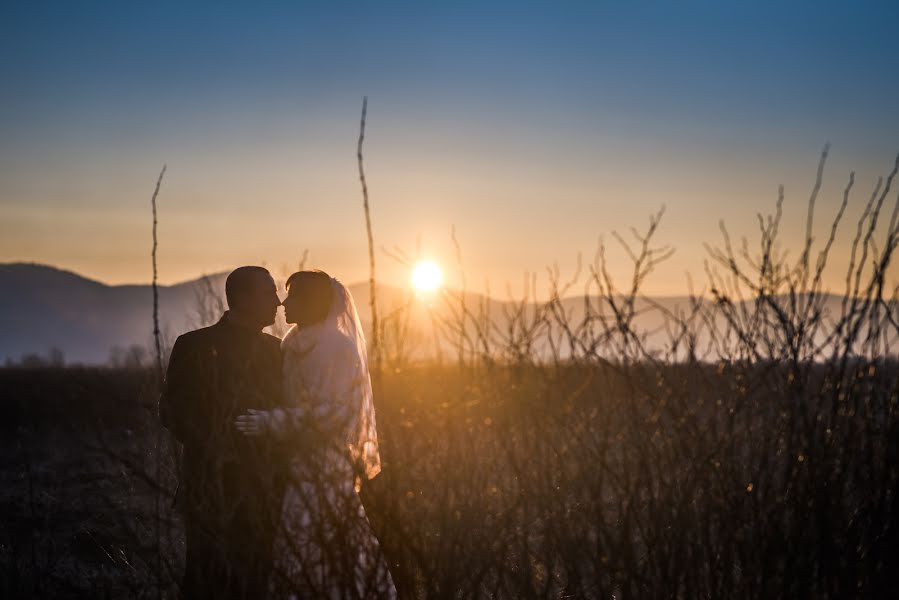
[3,148,899,598]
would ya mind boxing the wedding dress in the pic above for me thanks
[264,277,396,599]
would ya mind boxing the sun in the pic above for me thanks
[411,260,443,293]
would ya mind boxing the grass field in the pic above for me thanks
[2,353,898,598]
[4,152,899,598]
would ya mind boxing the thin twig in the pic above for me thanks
[149,162,166,600]
[358,97,381,371]
[151,165,166,380]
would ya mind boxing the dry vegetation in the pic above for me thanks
[3,148,899,598]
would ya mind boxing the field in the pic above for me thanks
[2,351,898,599]
[3,155,899,598]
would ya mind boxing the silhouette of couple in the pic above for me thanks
[160,266,396,599]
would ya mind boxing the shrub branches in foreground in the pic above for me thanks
[3,149,898,598]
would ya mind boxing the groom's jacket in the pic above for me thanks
[160,311,285,525]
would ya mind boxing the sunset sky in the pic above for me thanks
[2,1,897,296]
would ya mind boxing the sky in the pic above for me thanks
[2,1,898,297]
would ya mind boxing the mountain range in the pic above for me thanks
[0,262,869,365]
[1,263,371,364]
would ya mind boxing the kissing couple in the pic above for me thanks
[160,266,397,599]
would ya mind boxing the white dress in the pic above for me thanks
[268,321,397,600]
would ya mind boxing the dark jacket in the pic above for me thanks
[160,312,285,526]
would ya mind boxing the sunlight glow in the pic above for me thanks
[411,260,443,293]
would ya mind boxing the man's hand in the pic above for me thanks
[234,409,269,436]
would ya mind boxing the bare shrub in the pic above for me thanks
[4,148,898,598]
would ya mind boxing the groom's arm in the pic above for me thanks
[159,334,201,445]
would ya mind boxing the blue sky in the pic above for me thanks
[2,1,897,293]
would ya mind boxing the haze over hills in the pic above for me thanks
[0,263,371,364]
[0,262,876,365]
[0,262,441,364]
[0,263,219,364]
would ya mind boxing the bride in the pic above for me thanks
[235,270,397,599]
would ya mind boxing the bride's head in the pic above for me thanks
[283,270,333,327]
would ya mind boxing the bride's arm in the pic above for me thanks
[234,394,357,442]
[234,408,301,438]
[236,341,360,439]
[234,404,349,447]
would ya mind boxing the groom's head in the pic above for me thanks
[225,266,280,329]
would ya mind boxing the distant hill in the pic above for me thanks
[0,263,221,364]
[0,263,868,365]
[0,263,423,364]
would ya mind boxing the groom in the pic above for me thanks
[160,266,286,599]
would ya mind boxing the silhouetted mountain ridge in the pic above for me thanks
[0,263,422,364]
[0,263,859,364]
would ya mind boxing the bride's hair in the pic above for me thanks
[285,270,333,326]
